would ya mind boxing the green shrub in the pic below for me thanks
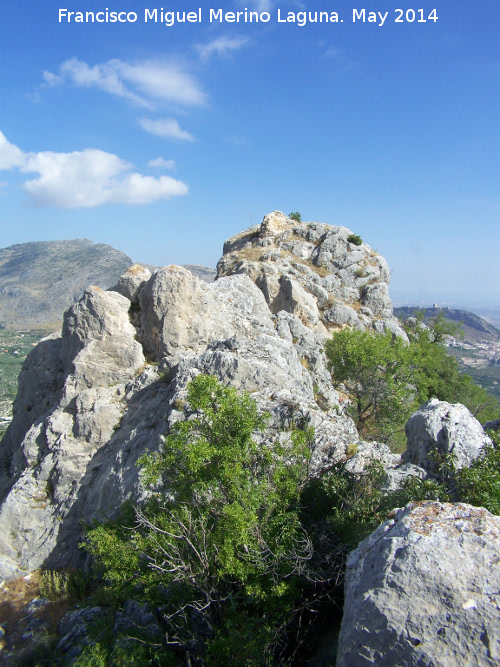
[325,319,499,446]
[85,375,340,665]
[289,211,302,223]
[455,431,500,513]
[38,567,90,602]
[347,233,363,246]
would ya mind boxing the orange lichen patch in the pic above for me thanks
[126,264,148,276]
[89,285,104,293]
[403,502,500,540]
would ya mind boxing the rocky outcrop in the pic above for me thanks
[217,211,406,338]
[0,255,359,578]
[337,501,500,666]
[405,398,492,474]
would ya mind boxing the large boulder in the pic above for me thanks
[337,501,500,666]
[405,398,492,474]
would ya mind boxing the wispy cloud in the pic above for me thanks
[0,131,188,208]
[196,36,249,62]
[140,118,195,141]
[148,157,176,170]
[43,57,207,108]
[322,47,356,71]
[239,0,273,12]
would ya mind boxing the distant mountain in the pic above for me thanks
[394,306,500,343]
[0,239,132,330]
[183,264,216,283]
[0,239,219,331]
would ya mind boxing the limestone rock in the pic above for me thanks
[217,212,406,337]
[0,249,359,578]
[137,267,275,363]
[112,263,151,302]
[405,398,492,474]
[484,418,500,431]
[337,502,500,666]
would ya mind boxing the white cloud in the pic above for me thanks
[140,118,195,142]
[196,36,248,62]
[148,157,176,170]
[43,58,207,108]
[0,131,188,208]
[0,131,26,169]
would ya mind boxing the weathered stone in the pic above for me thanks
[405,398,492,474]
[217,212,402,336]
[360,282,392,316]
[0,245,361,578]
[337,502,500,667]
[57,607,108,660]
[323,304,362,328]
[112,263,151,302]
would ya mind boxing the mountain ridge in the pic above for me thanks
[394,306,500,343]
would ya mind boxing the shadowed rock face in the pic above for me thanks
[337,501,500,667]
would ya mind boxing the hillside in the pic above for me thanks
[395,306,500,401]
[0,239,133,330]
[394,306,500,343]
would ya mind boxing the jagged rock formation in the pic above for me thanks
[0,212,498,665]
[218,211,406,338]
[0,239,132,330]
[337,501,500,666]
[0,223,365,577]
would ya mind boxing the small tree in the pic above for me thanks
[289,212,302,223]
[325,329,415,442]
[325,321,499,445]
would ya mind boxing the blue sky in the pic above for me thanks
[0,0,498,306]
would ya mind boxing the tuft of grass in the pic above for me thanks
[38,568,90,602]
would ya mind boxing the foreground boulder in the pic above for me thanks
[337,501,500,666]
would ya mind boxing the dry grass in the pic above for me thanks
[0,570,84,661]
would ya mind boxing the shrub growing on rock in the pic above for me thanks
[325,318,499,446]
[347,233,363,246]
[85,375,343,665]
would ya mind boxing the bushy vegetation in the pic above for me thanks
[27,318,499,665]
[325,315,499,448]
[288,212,302,223]
[85,375,344,666]
[347,233,363,246]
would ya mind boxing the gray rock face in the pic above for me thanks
[405,398,492,474]
[217,211,406,338]
[0,252,359,578]
[337,501,500,667]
